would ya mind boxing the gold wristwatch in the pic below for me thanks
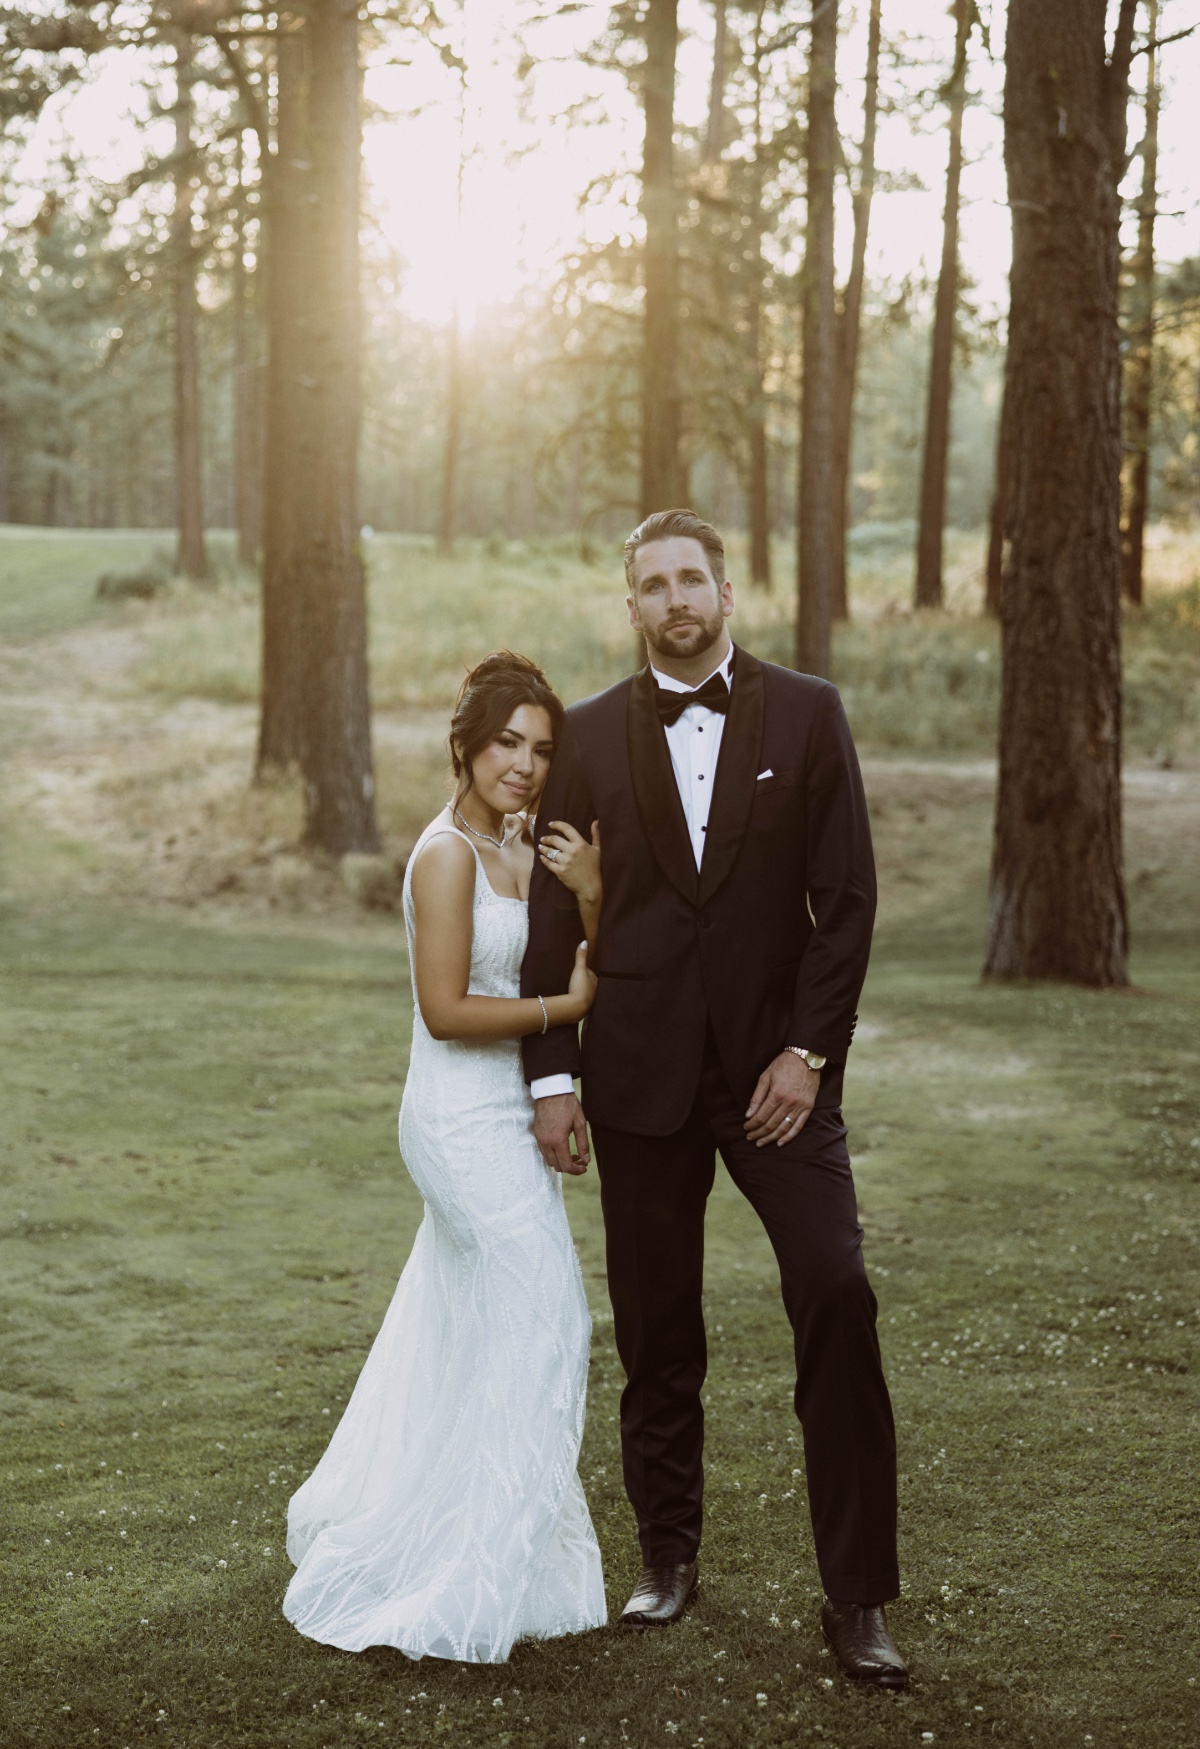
[786,1046,826,1072]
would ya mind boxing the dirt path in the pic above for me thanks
[3,615,1198,926]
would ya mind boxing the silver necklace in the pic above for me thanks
[452,805,517,850]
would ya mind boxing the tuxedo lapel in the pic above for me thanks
[699,645,765,907]
[627,665,698,904]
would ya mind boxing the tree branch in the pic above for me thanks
[211,33,271,161]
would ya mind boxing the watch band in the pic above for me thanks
[785,1045,827,1071]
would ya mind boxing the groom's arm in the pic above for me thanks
[521,712,596,1089]
[788,683,876,1063]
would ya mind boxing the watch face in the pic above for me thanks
[807,1053,827,1071]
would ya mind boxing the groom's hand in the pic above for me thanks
[534,1092,590,1175]
[745,1052,820,1148]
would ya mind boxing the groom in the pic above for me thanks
[521,509,907,1689]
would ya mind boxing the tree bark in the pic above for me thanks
[747,3,771,587]
[292,0,378,854]
[1120,0,1159,607]
[257,27,307,770]
[914,0,969,610]
[640,0,684,514]
[232,123,263,570]
[704,0,727,166]
[982,0,1134,987]
[796,0,838,678]
[437,303,463,555]
[984,392,1007,618]
[171,34,209,582]
[831,0,881,621]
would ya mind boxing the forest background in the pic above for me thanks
[2,2,1200,1747]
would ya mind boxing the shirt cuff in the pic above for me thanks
[530,1073,576,1101]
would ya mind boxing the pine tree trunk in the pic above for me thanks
[293,0,378,855]
[640,0,684,514]
[831,0,881,622]
[984,410,1007,618]
[172,36,209,582]
[983,0,1135,987]
[914,0,969,611]
[704,0,727,165]
[437,305,463,556]
[747,279,771,586]
[232,126,263,571]
[796,0,838,678]
[1120,0,1159,608]
[257,29,308,771]
[746,8,771,587]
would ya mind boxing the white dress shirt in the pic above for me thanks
[531,645,735,1103]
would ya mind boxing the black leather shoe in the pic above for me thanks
[619,1561,698,1629]
[821,1597,910,1689]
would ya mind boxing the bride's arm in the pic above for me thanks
[410,835,593,1042]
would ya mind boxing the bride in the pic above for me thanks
[284,651,607,1661]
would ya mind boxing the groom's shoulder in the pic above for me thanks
[564,673,634,737]
[755,654,839,712]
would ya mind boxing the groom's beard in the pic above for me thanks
[642,606,726,663]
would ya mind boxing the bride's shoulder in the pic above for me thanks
[409,822,476,900]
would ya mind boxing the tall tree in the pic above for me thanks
[831,0,882,621]
[231,119,263,569]
[171,32,209,581]
[291,0,378,853]
[1120,0,1160,606]
[255,25,306,770]
[983,0,1137,987]
[744,1,772,586]
[703,0,728,165]
[796,0,838,677]
[437,33,467,557]
[640,0,685,513]
[913,0,970,611]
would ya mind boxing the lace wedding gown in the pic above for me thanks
[283,814,606,1660]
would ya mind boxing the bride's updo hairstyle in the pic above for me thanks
[449,651,564,795]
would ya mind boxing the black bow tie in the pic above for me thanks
[655,670,731,728]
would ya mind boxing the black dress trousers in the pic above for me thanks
[590,1032,899,1606]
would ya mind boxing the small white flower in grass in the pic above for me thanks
[188,1515,196,1523]
[217,1559,227,1568]
[66,1571,73,1578]
[822,1678,833,1689]
[119,1531,127,1539]
[755,1695,768,1706]
[923,1735,935,1743]
[44,1538,51,1545]
[493,1698,503,1708]
[665,1724,679,1734]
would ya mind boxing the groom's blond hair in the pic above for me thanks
[623,509,726,587]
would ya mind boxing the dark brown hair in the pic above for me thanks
[623,508,726,588]
[449,651,564,792]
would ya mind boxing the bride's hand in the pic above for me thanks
[539,820,601,905]
[566,939,598,1020]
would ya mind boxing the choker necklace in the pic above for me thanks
[452,805,517,850]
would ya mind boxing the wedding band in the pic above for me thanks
[546,847,558,860]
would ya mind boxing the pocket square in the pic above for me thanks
[757,768,774,781]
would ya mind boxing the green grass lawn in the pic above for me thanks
[2,526,1199,1746]
[2,888,1198,1749]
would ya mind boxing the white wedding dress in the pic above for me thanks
[283,813,606,1660]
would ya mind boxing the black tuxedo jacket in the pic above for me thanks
[520,646,876,1137]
